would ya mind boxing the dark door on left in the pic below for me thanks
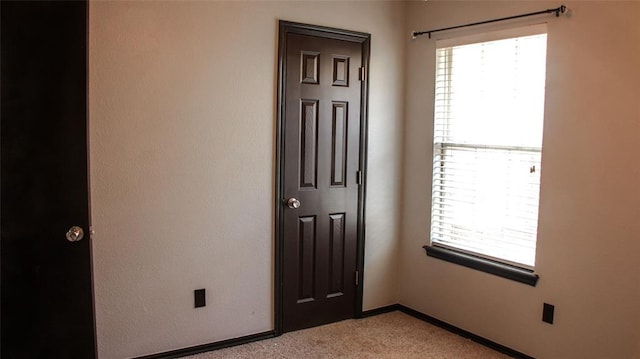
[1,1,95,358]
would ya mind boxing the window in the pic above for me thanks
[427,25,547,284]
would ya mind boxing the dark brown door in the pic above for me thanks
[1,1,96,357]
[278,24,369,332]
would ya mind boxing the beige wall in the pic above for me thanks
[399,1,640,358]
[89,1,404,358]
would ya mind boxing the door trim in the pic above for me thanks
[274,20,370,335]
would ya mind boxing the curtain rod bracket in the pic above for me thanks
[412,4,567,40]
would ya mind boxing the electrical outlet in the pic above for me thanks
[194,289,206,308]
[542,303,554,324]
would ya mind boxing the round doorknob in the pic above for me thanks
[287,198,301,209]
[66,226,84,242]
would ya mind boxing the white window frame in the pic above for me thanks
[427,24,547,280]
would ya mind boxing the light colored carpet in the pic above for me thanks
[182,311,512,358]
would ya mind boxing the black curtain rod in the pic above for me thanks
[412,5,567,39]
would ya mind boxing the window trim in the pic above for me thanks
[424,245,539,286]
[435,23,547,48]
[428,25,548,277]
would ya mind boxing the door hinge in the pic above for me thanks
[355,271,359,286]
[359,67,366,81]
[356,170,363,185]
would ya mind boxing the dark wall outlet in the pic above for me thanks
[542,303,554,324]
[194,289,206,308]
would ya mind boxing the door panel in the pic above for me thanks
[1,1,95,357]
[281,32,363,332]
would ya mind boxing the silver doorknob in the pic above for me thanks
[66,226,84,242]
[287,198,301,209]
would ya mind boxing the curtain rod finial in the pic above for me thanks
[556,5,567,17]
[411,31,417,40]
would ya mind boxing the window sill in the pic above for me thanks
[423,246,539,286]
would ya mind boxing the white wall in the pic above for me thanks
[399,1,640,358]
[89,1,404,358]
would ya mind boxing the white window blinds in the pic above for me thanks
[430,25,547,268]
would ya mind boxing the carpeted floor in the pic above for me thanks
[182,311,512,358]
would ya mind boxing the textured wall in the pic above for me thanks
[399,1,640,358]
[89,1,404,358]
